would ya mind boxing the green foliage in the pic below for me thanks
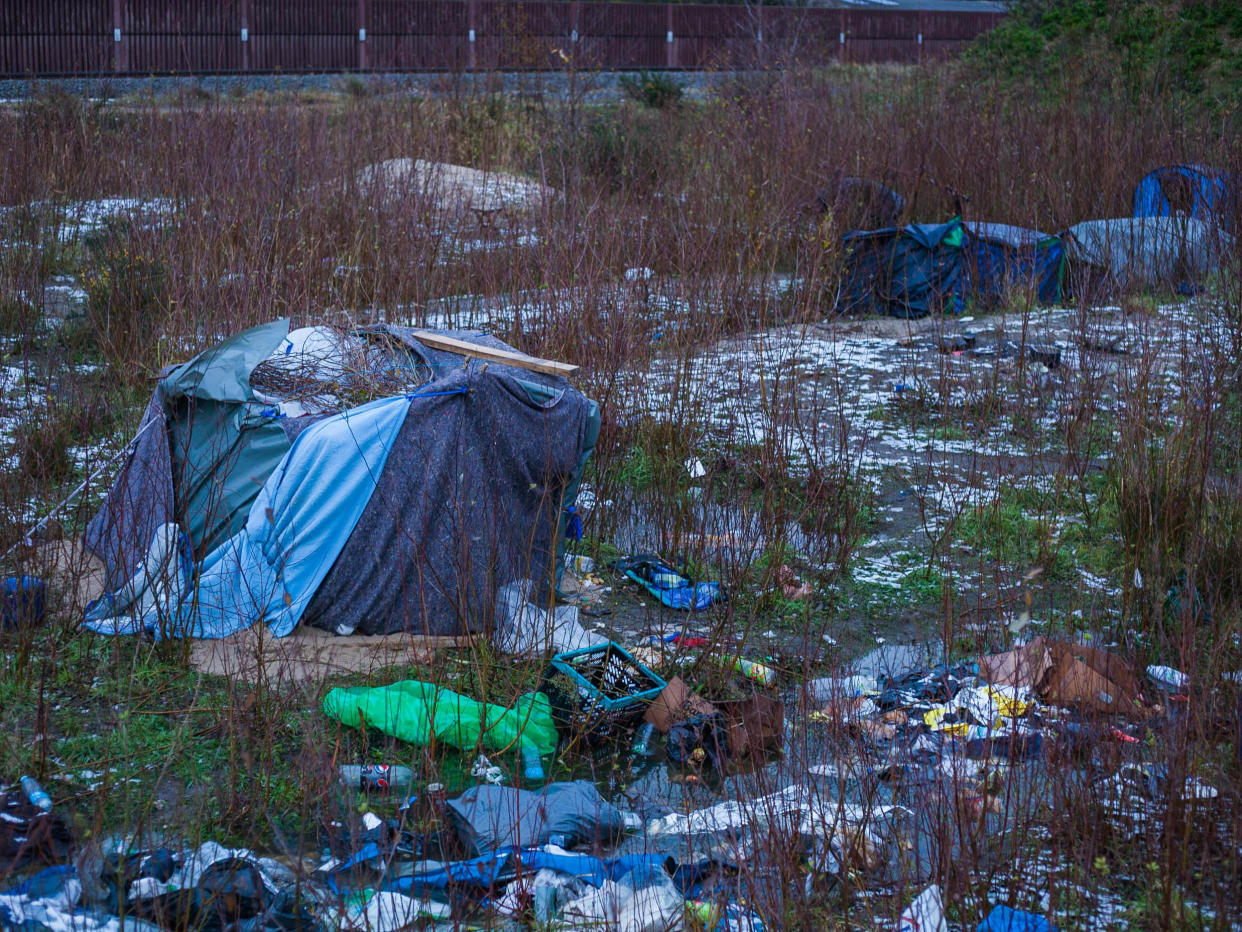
[965,0,1242,117]
[618,71,685,109]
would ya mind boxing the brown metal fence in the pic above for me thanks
[0,1,1004,77]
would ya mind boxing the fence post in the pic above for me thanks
[918,10,925,64]
[111,0,126,73]
[838,9,846,64]
[665,4,675,69]
[357,0,368,70]
[240,0,250,72]
[468,0,478,70]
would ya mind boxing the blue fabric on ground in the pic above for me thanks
[517,849,670,887]
[1133,164,1237,233]
[2,866,76,898]
[978,905,1059,932]
[619,555,722,612]
[383,848,668,895]
[963,222,1064,306]
[386,851,516,893]
[166,394,410,639]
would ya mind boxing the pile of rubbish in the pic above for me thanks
[7,513,1240,932]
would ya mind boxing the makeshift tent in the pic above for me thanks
[816,177,905,231]
[962,222,1065,306]
[84,321,599,640]
[838,218,966,318]
[1064,217,1232,294]
[1133,164,1237,232]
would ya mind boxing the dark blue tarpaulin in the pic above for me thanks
[963,222,1065,305]
[838,218,966,319]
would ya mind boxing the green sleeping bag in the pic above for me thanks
[322,680,559,756]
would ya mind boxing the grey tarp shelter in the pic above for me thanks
[85,321,599,637]
[1064,217,1232,294]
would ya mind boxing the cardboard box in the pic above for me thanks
[643,676,717,733]
[716,694,785,759]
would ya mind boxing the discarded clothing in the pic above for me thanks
[493,578,608,656]
[617,554,722,611]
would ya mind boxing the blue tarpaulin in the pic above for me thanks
[167,395,409,639]
[838,218,966,319]
[963,222,1065,306]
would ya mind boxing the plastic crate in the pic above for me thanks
[539,642,667,735]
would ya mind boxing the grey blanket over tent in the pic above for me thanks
[301,331,594,637]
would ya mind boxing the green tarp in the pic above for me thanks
[160,320,294,555]
[322,681,559,756]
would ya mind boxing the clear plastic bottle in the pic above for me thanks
[20,775,51,812]
[631,722,658,756]
[520,745,546,783]
[339,765,414,791]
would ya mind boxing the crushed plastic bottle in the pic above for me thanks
[734,658,776,687]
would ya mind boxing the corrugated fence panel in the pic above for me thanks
[370,35,466,70]
[576,36,665,71]
[369,0,468,70]
[6,34,112,74]
[127,34,244,73]
[763,8,842,65]
[249,34,355,71]
[579,2,665,39]
[477,2,573,69]
[847,38,921,64]
[370,0,468,37]
[124,0,240,72]
[252,0,353,35]
[124,0,235,35]
[923,11,1004,40]
[2,0,109,34]
[843,10,920,41]
[0,2,1005,76]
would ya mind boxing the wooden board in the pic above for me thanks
[412,331,578,376]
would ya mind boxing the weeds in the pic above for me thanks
[618,71,686,110]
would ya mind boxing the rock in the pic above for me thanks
[354,158,554,220]
[41,278,88,322]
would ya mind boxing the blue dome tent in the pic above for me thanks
[1133,164,1237,232]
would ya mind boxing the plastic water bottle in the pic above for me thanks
[631,722,657,757]
[339,765,414,792]
[20,775,52,812]
[533,885,558,922]
[520,745,546,783]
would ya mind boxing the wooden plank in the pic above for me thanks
[412,331,578,376]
